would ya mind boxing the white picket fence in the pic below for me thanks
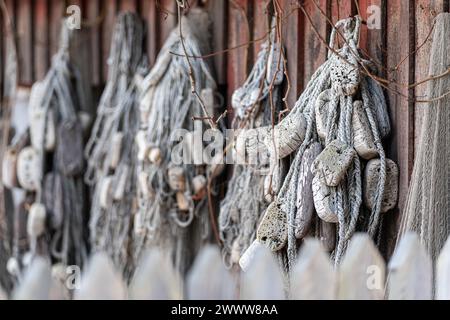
[5,232,450,300]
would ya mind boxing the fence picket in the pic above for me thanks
[436,237,450,300]
[291,238,336,300]
[240,245,285,300]
[186,245,236,300]
[13,257,51,300]
[0,286,7,300]
[387,232,432,300]
[75,253,127,300]
[338,233,386,300]
[129,249,182,300]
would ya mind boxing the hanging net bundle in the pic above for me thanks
[238,16,396,271]
[2,19,92,291]
[398,12,450,261]
[85,12,148,274]
[219,26,286,268]
[133,8,218,273]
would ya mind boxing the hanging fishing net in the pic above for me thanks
[398,12,450,261]
[85,12,148,275]
[133,8,218,274]
[238,16,396,271]
[219,25,286,268]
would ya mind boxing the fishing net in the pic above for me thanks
[398,12,450,261]
[0,0,17,293]
[0,18,93,294]
[219,26,285,268]
[238,16,395,271]
[85,12,148,275]
[132,8,218,274]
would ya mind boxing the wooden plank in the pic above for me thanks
[331,0,356,25]
[75,253,127,300]
[291,239,336,299]
[227,0,251,124]
[414,1,446,153]
[436,237,450,300]
[49,0,65,57]
[186,246,236,300]
[86,0,102,86]
[240,245,284,299]
[338,233,386,300]
[385,0,414,230]
[302,0,330,85]
[387,232,432,300]
[252,0,267,59]
[0,2,4,100]
[157,0,177,51]
[120,0,137,12]
[129,249,182,299]
[101,0,117,82]
[13,257,51,300]
[16,0,33,84]
[140,0,158,67]
[280,0,304,108]
[34,0,50,81]
[358,0,385,68]
[206,0,227,85]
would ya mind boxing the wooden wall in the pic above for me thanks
[3,0,450,253]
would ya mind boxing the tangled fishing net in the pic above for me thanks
[219,25,285,268]
[85,12,148,274]
[238,16,396,271]
[398,12,450,261]
[132,8,218,274]
[0,0,17,293]
[0,19,92,293]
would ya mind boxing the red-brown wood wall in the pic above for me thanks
[3,0,450,253]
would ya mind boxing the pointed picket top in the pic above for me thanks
[75,252,127,300]
[48,279,67,300]
[436,236,450,300]
[338,233,385,300]
[291,238,336,300]
[0,286,7,300]
[13,256,51,300]
[186,245,236,300]
[387,232,432,300]
[240,245,285,300]
[129,249,182,300]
